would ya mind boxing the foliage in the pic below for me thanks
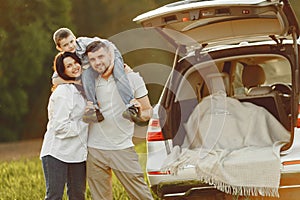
[0,0,73,141]
[0,157,45,200]
[71,0,158,37]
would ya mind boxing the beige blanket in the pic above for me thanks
[161,92,290,197]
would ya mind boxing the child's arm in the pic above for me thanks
[124,64,133,73]
[52,76,77,85]
[52,71,78,85]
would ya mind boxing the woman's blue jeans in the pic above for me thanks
[41,155,86,200]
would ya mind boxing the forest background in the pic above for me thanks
[0,0,300,142]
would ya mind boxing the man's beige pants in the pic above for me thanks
[87,147,153,200]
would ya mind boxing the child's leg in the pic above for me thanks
[111,44,149,125]
[112,49,134,106]
[82,67,98,106]
[82,67,104,122]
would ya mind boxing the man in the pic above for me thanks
[85,41,153,200]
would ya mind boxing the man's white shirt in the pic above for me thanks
[87,72,148,150]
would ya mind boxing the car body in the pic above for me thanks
[134,0,300,199]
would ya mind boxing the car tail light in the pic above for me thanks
[182,17,189,22]
[148,170,171,175]
[147,118,165,141]
[282,160,300,166]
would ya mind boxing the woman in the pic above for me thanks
[40,52,88,200]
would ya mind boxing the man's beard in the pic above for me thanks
[97,64,109,75]
[101,65,110,75]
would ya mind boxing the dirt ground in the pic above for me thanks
[0,126,147,162]
[0,138,43,161]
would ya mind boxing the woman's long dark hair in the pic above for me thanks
[54,52,82,81]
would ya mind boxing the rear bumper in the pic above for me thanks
[151,180,224,199]
[149,171,300,199]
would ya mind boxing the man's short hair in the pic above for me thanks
[86,41,109,55]
[53,28,74,47]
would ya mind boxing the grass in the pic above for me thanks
[0,141,159,200]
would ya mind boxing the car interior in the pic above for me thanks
[159,51,294,148]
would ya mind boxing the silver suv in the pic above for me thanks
[134,0,300,199]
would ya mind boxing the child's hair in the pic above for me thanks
[54,52,82,81]
[53,28,75,47]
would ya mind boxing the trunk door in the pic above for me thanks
[133,0,299,47]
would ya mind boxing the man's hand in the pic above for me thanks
[131,97,153,121]
[85,101,95,113]
[82,101,104,123]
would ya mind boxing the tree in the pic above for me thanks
[0,0,73,141]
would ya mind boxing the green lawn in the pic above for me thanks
[0,142,159,200]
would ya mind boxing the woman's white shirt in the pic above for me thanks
[40,84,88,163]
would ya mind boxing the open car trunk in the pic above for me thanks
[159,44,299,151]
[134,0,300,151]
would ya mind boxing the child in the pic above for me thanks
[52,28,143,124]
